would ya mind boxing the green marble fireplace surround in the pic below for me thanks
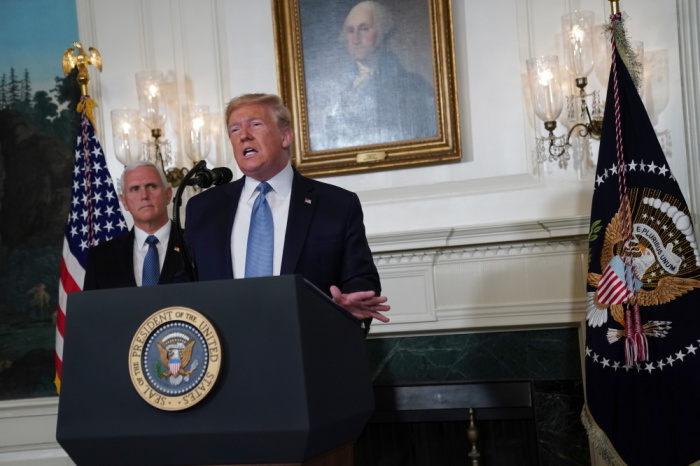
[363,221,593,463]
[363,329,590,465]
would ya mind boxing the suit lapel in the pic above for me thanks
[121,230,138,287]
[281,170,317,274]
[160,220,183,283]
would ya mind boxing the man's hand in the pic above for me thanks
[330,285,390,323]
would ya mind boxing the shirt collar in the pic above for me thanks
[134,221,171,249]
[244,161,293,201]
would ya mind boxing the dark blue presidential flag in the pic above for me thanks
[582,13,700,466]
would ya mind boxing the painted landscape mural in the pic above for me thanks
[0,0,80,399]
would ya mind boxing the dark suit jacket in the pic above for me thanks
[184,169,381,298]
[83,222,187,290]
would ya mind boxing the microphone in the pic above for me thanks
[187,165,234,188]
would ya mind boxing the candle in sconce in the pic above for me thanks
[191,118,204,158]
[186,105,211,163]
[120,122,133,161]
[147,84,159,113]
[538,69,555,121]
[570,25,586,78]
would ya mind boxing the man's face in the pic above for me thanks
[343,6,380,62]
[120,166,172,229]
[227,103,292,182]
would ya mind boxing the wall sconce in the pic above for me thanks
[527,10,605,163]
[110,71,220,187]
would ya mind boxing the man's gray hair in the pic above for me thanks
[120,160,168,195]
[341,1,395,44]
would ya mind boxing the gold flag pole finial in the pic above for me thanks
[62,42,102,125]
[609,0,620,15]
[62,42,102,96]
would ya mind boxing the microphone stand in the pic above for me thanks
[172,160,207,282]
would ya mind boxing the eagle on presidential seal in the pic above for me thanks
[157,332,197,379]
[586,192,700,344]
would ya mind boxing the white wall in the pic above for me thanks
[1,0,698,464]
[81,0,693,234]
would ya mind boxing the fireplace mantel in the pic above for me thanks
[367,216,590,337]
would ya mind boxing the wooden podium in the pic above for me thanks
[56,275,373,465]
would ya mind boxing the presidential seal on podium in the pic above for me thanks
[128,307,222,411]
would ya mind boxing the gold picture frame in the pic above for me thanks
[272,0,461,177]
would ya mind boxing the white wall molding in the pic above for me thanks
[369,215,589,252]
[0,398,69,466]
[677,0,700,219]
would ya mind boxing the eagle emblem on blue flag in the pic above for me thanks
[586,189,700,344]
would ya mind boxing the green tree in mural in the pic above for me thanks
[0,74,8,108]
[0,66,79,147]
[17,70,32,113]
[11,69,32,116]
[50,69,80,147]
[7,68,21,108]
[31,91,58,134]
[22,70,32,104]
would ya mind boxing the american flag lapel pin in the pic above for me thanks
[304,198,312,205]
[174,247,180,252]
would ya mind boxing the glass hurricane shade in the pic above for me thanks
[135,70,166,131]
[561,10,595,79]
[111,109,141,166]
[185,104,211,163]
[527,56,563,123]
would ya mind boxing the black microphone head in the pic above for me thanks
[186,166,214,188]
[192,171,214,188]
[212,167,234,185]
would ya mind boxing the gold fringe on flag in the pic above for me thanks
[581,404,626,465]
[77,96,99,129]
[605,13,643,91]
[54,372,61,394]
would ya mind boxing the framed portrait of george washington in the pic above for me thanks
[272,0,460,177]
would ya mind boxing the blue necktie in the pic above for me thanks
[142,235,160,286]
[245,182,274,277]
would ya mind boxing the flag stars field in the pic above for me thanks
[593,157,674,190]
[585,343,698,374]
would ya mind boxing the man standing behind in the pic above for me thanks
[83,160,186,290]
[184,93,389,330]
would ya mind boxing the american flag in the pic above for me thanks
[54,96,127,393]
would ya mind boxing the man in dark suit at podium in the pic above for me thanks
[184,93,389,329]
[83,161,187,290]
